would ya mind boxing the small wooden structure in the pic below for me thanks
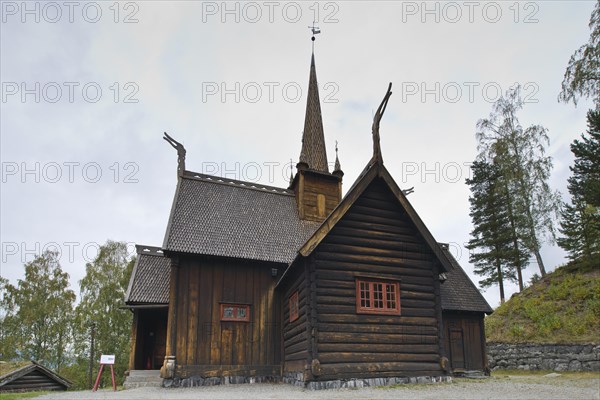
[0,361,71,393]
[124,49,493,387]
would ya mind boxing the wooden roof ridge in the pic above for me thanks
[181,170,294,196]
[134,244,164,257]
[0,361,72,389]
[298,52,329,173]
[277,161,454,287]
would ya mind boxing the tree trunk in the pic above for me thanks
[496,259,505,304]
[533,244,546,276]
[505,186,524,291]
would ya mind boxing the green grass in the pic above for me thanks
[0,391,50,400]
[485,260,600,344]
[0,362,31,377]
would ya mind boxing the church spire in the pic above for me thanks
[298,52,329,173]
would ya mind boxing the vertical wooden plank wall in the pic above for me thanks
[173,256,282,377]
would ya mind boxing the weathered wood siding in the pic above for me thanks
[312,179,445,380]
[295,171,341,222]
[173,256,282,377]
[443,312,486,371]
[281,261,310,374]
[0,370,67,392]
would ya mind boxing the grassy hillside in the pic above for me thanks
[485,260,600,344]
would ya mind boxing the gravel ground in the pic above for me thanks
[35,376,600,400]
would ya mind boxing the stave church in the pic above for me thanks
[124,40,492,389]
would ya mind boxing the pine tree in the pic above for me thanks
[466,161,524,303]
[558,109,600,261]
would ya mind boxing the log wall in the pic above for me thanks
[311,179,445,380]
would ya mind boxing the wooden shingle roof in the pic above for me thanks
[124,245,170,306]
[439,244,494,314]
[298,53,329,172]
[162,171,321,264]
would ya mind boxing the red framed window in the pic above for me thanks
[356,279,400,315]
[220,304,250,322]
[289,291,299,322]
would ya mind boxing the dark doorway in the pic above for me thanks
[449,329,465,370]
[443,312,487,372]
[134,309,168,370]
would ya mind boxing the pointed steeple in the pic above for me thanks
[298,53,329,173]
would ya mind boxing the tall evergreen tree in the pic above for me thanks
[477,85,561,277]
[466,161,525,303]
[0,251,75,371]
[558,109,600,261]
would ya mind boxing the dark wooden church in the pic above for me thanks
[124,49,492,388]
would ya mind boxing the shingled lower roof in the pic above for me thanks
[439,244,493,314]
[124,242,493,313]
[125,245,170,305]
[163,171,321,264]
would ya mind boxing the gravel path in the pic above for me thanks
[36,376,600,400]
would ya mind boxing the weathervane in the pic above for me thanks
[308,22,320,50]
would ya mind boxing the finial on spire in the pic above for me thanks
[372,83,393,165]
[309,22,320,52]
[309,22,321,41]
[333,140,343,178]
[289,158,295,186]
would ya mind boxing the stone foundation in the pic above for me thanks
[282,371,451,390]
[164,372,452,389]
[487,343,600,371]
[163,375,280,388]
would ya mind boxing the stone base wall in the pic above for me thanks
[487,343,600,371]
[304,375,451,390]
[163,375,280,388]
[164,373,452,389]
[282,371,451,390]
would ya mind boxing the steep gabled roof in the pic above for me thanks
[125,245,170,306]
[295,160,455,272]
[0,361,71,392]
[162,171,321,264]
[439,244,494,314]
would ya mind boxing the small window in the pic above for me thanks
[220,304,250,322]
[289,291,299,322]
[356,279,400,315]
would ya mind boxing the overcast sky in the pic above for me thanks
[1,1,597,308]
